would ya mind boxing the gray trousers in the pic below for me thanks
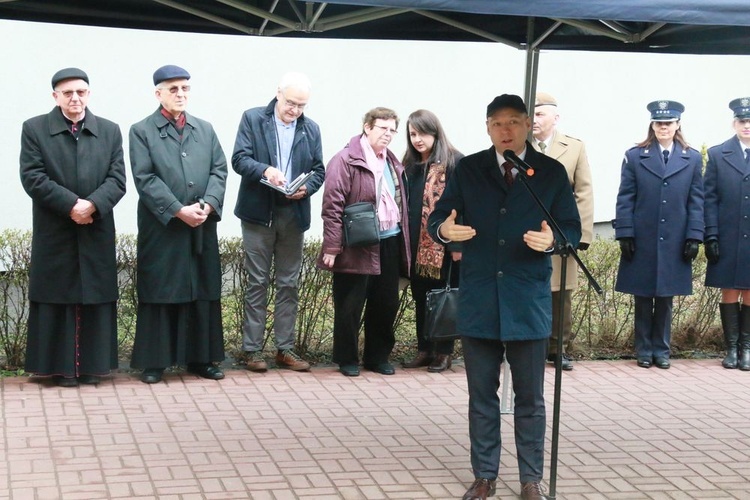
[241,206,304,352]
[462,336,547,483]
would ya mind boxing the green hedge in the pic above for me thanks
[0,230,722,371]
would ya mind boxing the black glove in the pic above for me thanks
[705,238,720,264]
[618,237,635,261]
[577,242,590,251]
[683,239,700,263]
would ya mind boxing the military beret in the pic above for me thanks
[487,94,527,117]
[51,67,89,89]
[647,100,685,122]
[535,92,558,107]
[729,97,750,119]
[153,65,191,86]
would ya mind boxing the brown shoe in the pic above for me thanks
[427,354,452,373]
[462,478,496,500]
[246,351,268,372]
[402,351,433,368]
[520,481,548,499]
[276,349,310,371]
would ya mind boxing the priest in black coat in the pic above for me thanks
[20,68,126,387]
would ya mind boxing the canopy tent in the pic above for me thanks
[2,0,747,111]
[1,1,749,54]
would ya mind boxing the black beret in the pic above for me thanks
[729,97,750,119]
[51,67,89,89]
[487,94,527,117]
[647,100,685,122]
[153,65,191,86]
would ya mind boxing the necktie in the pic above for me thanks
[539,142,547,155]
[663,149,669,164]
[502,162,514,186]
[745,148,750,164]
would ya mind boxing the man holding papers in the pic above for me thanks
[231,72,325,372]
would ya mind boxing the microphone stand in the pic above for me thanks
[514,163,603,500]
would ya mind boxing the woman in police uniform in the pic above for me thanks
[614,100,704,369]
[704,97,750,371]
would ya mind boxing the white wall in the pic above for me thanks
[2,20,748,239]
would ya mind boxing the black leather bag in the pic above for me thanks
[342,202,380,247]
[424,264,459,341]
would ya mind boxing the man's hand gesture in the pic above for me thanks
[438,209,476,242]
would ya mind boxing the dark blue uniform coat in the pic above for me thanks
[614,144,704,297]
[427,144,581,341]
[704,136,750,288]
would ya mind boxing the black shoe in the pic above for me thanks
[654,357,671,369]
[140,368,164,384]
[78,375,100,385]
[187,363,225,380]
[57,376,78,388]
[339,364,360,377]
[547,353,573,371]
[637,358,652,368]
[462,478,496,500]
[364,362,395,375]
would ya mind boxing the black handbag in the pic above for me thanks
[342,177,383,248]
[424,263,460,341]
[342,202,379,247]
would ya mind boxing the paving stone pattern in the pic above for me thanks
[1,360,749,499]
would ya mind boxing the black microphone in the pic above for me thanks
[502,150,535,177]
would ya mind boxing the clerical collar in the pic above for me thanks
[61,109,85,138]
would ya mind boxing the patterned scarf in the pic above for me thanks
[416,161,447,279]
[160,107,186,137]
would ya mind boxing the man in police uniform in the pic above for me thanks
[532,92,594,371]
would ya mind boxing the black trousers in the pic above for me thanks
[462,336,547,483]
[410,274,456,355]
[332,236,400,366]
[633,295,673,359]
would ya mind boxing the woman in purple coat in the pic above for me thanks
[614,100,704,369]
[318,107,411,377]
[704,97,750,371]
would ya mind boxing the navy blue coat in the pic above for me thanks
[231,99,325,231]
[614,144,704,297]
[427,145,581,341]
[704,137,750,288]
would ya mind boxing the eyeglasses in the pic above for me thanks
[160,85,191,94]
[281,93,307,111]
[55,89,89,99]
[373,124,398,135]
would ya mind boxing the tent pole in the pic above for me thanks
[524,18,561,499]
[524,17,539,141]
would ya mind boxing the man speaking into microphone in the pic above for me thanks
[428,94,580,500]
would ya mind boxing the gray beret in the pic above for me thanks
[487,94,527,117]
[153,65,191,86]
[51,67,89,89]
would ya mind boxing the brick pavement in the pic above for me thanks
[1,359,749,499]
